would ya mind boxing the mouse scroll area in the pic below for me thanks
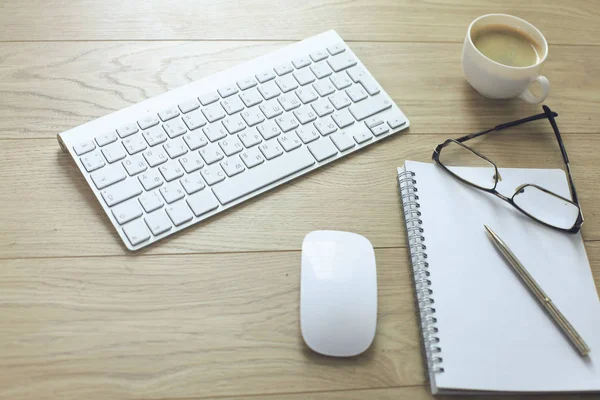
[300,230,377,357]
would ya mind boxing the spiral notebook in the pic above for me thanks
[398,160,600,395]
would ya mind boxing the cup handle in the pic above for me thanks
[519,75,550,104]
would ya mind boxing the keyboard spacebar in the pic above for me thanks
[212,148,316,205]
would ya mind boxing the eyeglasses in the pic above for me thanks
[432,105,583,233]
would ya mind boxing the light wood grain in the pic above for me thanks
[0,134,597,258]
[0,246,598,400]
[1,1,599,45]
[1,41,599,140]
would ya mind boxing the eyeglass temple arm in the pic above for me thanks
[454,112,558,143]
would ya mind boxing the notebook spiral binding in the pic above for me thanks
[397,170,444,374]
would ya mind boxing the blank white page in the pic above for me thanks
[403,161,600,393]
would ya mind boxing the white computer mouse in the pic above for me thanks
[300,230,377,357]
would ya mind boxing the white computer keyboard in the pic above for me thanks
[58,30,410,250]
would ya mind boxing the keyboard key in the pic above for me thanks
[122,155,148,176]
[163,138,188,159]
[274,113,299,132]
[139,190,164,212]
[201,163,226,185]
[223,114,247,134]
[163,120,188,139]
[202,103,226,123]
[91,164,126,189]
[221,96,245,115]
[311,98,334,117]
[238,130,262,148]
[240,107,265,127]
[296,127,320,144]
[179,151,204,173]
[187,190,220,217]
[349,96,392,121]
[370,123,390,137]
[365,116,384,128]
[179,99,200,114]
[327,43,345,55]
[198,92,219,106]
[256,70,276,83]
[332,109,355,128]
[293,106,317,124]
[122,219,150,246]
[142,125,168,146]
[101,180,142,207]
[257,120,281,140]
[138,115,160,130]
[117,123,139,138]
[237,77,258,90]
[353,130,373,144]
[293,68,315,86]
[258,140,284,160]
[292,57,311,69]
[327,53,357,72]
[112,199,143,225]
[144,210,172,235]
[182,109,207,130]
[102,142,127,163]
[295,87,318,104]
[160,182,186,203]
[346,66,367,83]
[330,130,356,152]
[138,169,164,191]
[313,80,335,97]
[259,99,283,119]
[203,124,228,142]
[200,144,225,164]
[239,88,263,107]
[211,147,315,205]
[218,84,239,98]
[182,129,208,150]
[180,173,206,194]
[142,148,169,167]
[310,62,332,79]
[159,161,185,182]
[359,77,380,95]
[278,131,302,152]
[158,107,180,122]
[258,80,280,100]
[330,73,353,90]
[74,140,96,156]
[275,74,298,93]
[314,116,337,136]
[310,50,329,62]
[165,200,194,226]
[346,85,368,103]
[221,158,246,177]
[388,114,407,129]
[274,62,294,76]
[308,138,338,161]
[240,147,265,168]
[219,136,244,156]
[277,93,301,112]
[122,133,147,155]
[95,132,117,147]
[328,92,352,110]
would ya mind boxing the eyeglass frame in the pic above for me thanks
[431,105,584,233]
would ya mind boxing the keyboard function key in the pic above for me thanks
[163,137,188,159]
[122,155,148,176]
[359,77,381,96]
[165,200,194,226]
[101,180,142,207]
[310,50,329,62]
[308,138,338,162]
[198,92,220,106]
[258,140,284,160]
[274,62,294,76]
[138,169,164,191]
[138,115,160,130]
[95,132,117,147]
[182,109,208,131]
[218,84,239,98]
[139,190,164,213]
[122,219,151,246]
[310,62,332,79]
[388,115,407,129]
[101,142,127,163]
[179,151,204,173]
[178,100,200,114]
[237,77,258,91]
[240,147,265,168]
[73,140,96,156]
[158,107,180,122]
[220,158,246,177]
[112,199,143,225]
[292,57,311,69]
[122,133,147,155]
[91,164,127,189]
[117,123,139,138]
[330,130,355,152]
[348,96,392,121]
[353,130,373,144]
[160,182,186,204]
[346,66,367,83]
[327,43,346,56]
[370,123,390,137]
[327,53,357,72]
[200,163,226,185]
[180,174,206,194]
[162,120,188,139]
[144,210,172,236]
[186,190,219,217]
[365,116,384,128]
[256,70,276,83]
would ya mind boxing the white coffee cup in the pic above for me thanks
[462,14,549,104]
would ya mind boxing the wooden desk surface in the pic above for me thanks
[1,1,598,399]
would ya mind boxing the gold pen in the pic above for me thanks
[484,225,591,357]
